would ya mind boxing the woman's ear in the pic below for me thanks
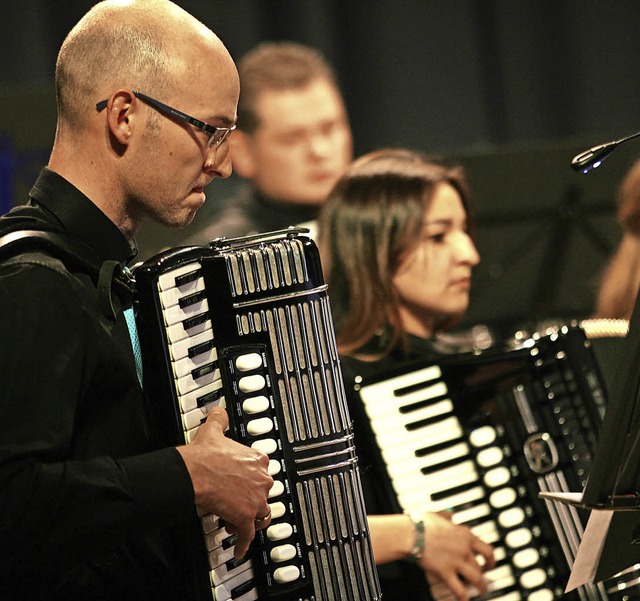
[228,130,257,179]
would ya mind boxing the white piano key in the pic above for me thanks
[362,381,450,420]
[211,559,254,591]
[372,415,464,454]
[178,379,223,413]
[162,297,209,327]
[166,315,211,344]
[235,352,263,372]
[175,366,221,396]
[201,512,220,534]
[385,442,470,482]
[172,347,218,380]
[392,459,478,500]
[405,485,485,515]
[451,502,491,525]
[157,262,201,291]
[484,564,516,591]
[181,401,220,431]
[360,365,442,406]
[204,525,232,552]
[159,276,205,308]
[169,328,214,362]
[469,520,499,544]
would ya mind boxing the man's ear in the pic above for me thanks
[229,130,257,179]
[104,90,138,147]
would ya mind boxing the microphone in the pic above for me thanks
[571,130,640,173]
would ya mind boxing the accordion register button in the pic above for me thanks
[242,395,269,414]
[267,522,293,541]
[513,548,539,569]
[268,480,285,498]
[238,374,266,393]
[505,527,532,548]
[476,446,503,467]
[273,564,300,584]
[269,501,286,519]
[235,352,262,371]
[268,459,282,475]
[270,543,297,562]
[489,487,517,508]
[469,425,497,447]
[483,466,510,488]
[498,507,525,529]
[251,438,277,454]
[247,417,274,436]
[528,589,554,601]
[519,568,547,589]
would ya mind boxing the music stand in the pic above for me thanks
[540,290,640,589]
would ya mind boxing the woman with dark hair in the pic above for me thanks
[317,148,494,601]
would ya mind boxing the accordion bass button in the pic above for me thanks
[469,426,497,447]
[235,353,263,372]
[273,564,301,584]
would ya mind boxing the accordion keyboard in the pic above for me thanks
[135,230,381,601]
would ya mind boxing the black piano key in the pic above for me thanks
[174,268,200,287]
[191,361,218,380]
[188,338,214,359]
[231,577,256,599]
[182,312,209,330]
[178,290,206,309]
[196,387,223,408]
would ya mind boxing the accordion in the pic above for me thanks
[134,228,381,601]
[355,324,640,600]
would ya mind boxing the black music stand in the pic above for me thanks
[540,289,640,589]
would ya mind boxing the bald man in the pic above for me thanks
[0,1,272,599]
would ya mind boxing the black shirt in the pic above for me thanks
[0,169,197,600]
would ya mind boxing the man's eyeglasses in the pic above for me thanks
[96,91,236,148]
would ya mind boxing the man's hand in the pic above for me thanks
[176,406,274,558]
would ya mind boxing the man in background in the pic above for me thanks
[183,41,353,243]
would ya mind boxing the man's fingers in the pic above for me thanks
[233,522,256,559]
[203,405,229,432]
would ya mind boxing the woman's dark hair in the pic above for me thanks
[317,148,474,359]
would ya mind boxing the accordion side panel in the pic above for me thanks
[135,231,381,601]
[357,325,640,600]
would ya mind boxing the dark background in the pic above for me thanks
[2,0,640,336]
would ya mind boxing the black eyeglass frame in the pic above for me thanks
[96,91,236,147]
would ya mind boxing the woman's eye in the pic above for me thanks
[429,233,446,243]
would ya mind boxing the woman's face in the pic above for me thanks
[392,182,480,338]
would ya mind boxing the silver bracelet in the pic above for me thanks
[407,514,425,562]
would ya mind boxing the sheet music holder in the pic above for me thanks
[540,291,640,590]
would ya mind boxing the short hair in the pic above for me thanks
[317,148,474,359]
[237,41,339,132]
[55,3,174,131]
